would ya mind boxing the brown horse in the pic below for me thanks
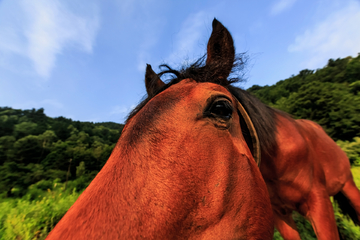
[260,115,360,240]
[46,19,274,239]
[210,29,360,240]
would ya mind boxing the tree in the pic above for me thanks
[0,136,16,164]
[13,135,44,164]
[38,130,58,149]
[0,106,123,197]
[14,122,38,139]
[345,56,360,83]
[337,137,360,166]
[76,161,86,177]
[278,81,360,140]
[41,141,70,171]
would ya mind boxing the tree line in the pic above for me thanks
[248,54,360,142]
[0,107,124,198]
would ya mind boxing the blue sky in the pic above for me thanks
[1,0,360,124]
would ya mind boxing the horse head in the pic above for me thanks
[47,19,273,240]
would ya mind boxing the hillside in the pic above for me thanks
[247,54,360,141]
[0,107,124,198]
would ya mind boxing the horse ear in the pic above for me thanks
[206,18,235,80]
[145,64,165,96]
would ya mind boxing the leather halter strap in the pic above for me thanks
[235,100,261,167]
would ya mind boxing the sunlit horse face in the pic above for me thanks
[46,19,274,240]
[119,79,273,238]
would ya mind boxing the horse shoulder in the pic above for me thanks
[272,116,313,179]
[261,115,314,205]
[296,119,352,195]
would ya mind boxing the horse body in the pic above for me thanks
[296,119,351,196]
[47,20,274,240]
[227,58,360,238]
[262,114,360,239]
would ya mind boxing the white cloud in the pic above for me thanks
[270,0,298,16]
[0,0,100,78]
[288,0,360,69]
[166,11,207,66]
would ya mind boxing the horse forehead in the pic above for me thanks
[193,81,231,96]
[169,79,232,101]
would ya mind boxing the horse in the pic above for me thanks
[195,27,360,240]
[46,19,274,240]
[259,114,360,240]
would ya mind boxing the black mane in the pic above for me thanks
[127,54,246,121]
[126,54,289,158]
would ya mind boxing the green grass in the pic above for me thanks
[351,166,360,188]
[0,183,80,240]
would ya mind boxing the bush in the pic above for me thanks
[0,188,80,240]
[337,137,360,166]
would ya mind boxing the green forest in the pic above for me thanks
[0,109,123,239]
[1,54,360,239]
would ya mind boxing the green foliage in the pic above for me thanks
[335,207,360,240]
[280,81,360,140]
[0,183,81,240]
[14,122,38,139]
[351,167,360,189]
[13,135,45,164]
[249,55,360,141]
[0,107,123,198]
[76,161,86,177]
[0,136,15,164]
[337,137,360,166]
[345,57,360,83]
[349,80,360,95]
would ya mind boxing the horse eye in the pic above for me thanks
[208,100,233,120]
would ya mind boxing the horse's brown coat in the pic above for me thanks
[46,19,274,240]
[262,115,360,240]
